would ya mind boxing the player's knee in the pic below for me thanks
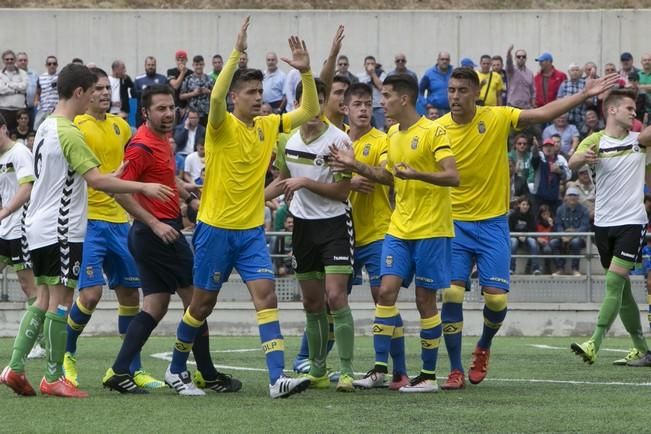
[442,285,465,304]
[115,288,140,306]
[376,286,398,306]
[326,290,348,311]
[79,287,103,310]
[415,290,437,316]
[484,293,508,312]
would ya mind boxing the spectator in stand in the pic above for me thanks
[387,53,417,81]
[542,113,580,158]
[619,52,639,87]
[476,54,504,106]
[15,52,37,130]
[638,54,651,124]
[509,157,529,208]
[173,109,205,157]
[603,63,626,88]
[273,214,294,277]
[550,186,590,276]
[425,104,439,120]
[10,109,31,143]
[509,134,533,181]
[167,50,191,113]
[536,204,554,273]
[531,137,571,215]
[509,198,541,275]
[492,55,507,105]
[419,52,452,114]
[282,68,301,112]
[109,60,135,117]
[262,52,286,112]
[182,142,205,185]
[579,108,603,139]
[628,72,649,125]
[557,64,589,130]
[210,54,223,82]
[238,51,248,70]
[583,62,598,80]
[357,55,386,130]
[180,55,213,126]
[0,50,27,132]
[335,55,358,84]
[260,103,273,116]
[34,55,59,130]
[134,56,167,126]
[566,165,595,221]
[534,52,567,107]
[506,46,535,109]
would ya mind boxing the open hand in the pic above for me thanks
[351,176,374,194]
[394,162,418,180]
[235,16,250,53]
[584,73,620,98]
[281,36,311,73]
[142,183,175,200]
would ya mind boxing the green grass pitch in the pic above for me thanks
[1,335,650,433]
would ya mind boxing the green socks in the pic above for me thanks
[306,310,329,377]
[44,313,68,382]
[592,270,627,351]
[332,306,355,376]
[619,278,649,353]
[9,305,46,372]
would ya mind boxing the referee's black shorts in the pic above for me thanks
[128,217,193,295]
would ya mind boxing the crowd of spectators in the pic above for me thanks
[3,45,651,276]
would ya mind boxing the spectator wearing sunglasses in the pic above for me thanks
[34,55,59,131]
[505,45,535,109]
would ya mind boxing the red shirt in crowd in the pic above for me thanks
[121,124,180,220]
[534,67,567,107]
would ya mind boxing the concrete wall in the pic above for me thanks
[2,9,649,79]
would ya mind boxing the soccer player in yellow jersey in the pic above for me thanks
[62,67,163,390]
[332,74,459,393]
[435,67,619,390]
[167,17,320,399]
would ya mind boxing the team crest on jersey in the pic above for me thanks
[411,137,419,150]
[85,266,93,278]
[363,144,371,156]
[478,121,486,134]
[72,261,81,277]
[385,255,393,267]
[257,128,264,141]
[113,123,120,136]
[212,272,221,284]
[314,155,325,166]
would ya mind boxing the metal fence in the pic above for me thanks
[1,231,646,304]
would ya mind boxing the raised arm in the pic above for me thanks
[518,73,620,128]
[282,36,319,128]
[329,144,393,186]
[208,16,250,129]
[394,156,460,187]
[319,25,345,96]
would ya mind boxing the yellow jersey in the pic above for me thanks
[476,71,504,107]
[199,113,292,230]
[437,106,521,221]
[74,113,131,223]
[350,128,391,247]
[385,117,455,240]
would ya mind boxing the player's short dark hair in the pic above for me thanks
[231,68,264,91]
[450,67,480,88]
[89,67,108,80]
[382,74,418,106]
[141,84,174,109]
[603,88,637,112]
[0,113,6,129]
[344,82,372,103]
[57,63,97,99]
[333,75,351,88]
[295,78,327,102]
[193,55,204,64]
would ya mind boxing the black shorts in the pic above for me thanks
[128,218,193,295]
[292,213,354,279]
[594,224,647,269]
[30,241,83,289]
[0,237,31,271]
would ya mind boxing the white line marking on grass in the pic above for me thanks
[529,344,627,353]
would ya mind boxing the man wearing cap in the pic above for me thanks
[566,165,595,219]
[557,64,589,130]
[534,52,567,107]
[530,137,571,216]
[627,72,650,126]
[505,46,535,109]
[619,52,639,87]
[460,58,476,69]
[549,186,590,276]
[167,50,191,115]
[419,51,453,114]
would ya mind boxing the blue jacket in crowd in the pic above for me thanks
[419,65,452,111]
[554,203,590,233]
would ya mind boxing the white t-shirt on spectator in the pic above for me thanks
[184,151,204,182]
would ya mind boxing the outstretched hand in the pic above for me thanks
[583,73,620,98]
[393,162,419,180]
[235,16,250,53]
[281,36,311,73]
[330,25,345,57]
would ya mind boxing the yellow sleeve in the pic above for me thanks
[284,71,319,132]
[430,125,454,162]
[208,48,240,129]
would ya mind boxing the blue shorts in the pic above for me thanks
[352,240,383,287]
[380,234,451,291]
[78,220,140,290]
[193,223,274,291]
[451,215,510,291]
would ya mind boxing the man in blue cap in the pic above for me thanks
[460,58,476,69]
[534,52,567,107]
